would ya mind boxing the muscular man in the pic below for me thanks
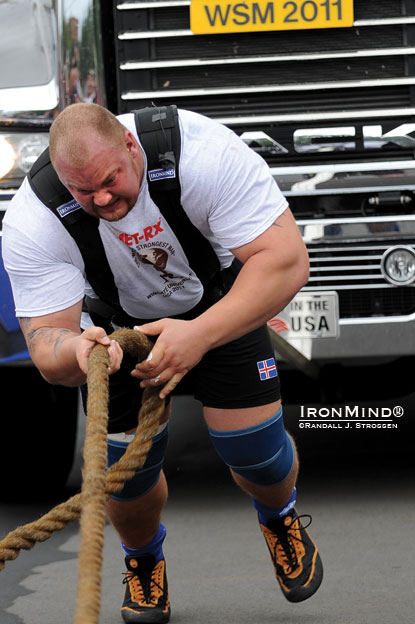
[2,103,323,623]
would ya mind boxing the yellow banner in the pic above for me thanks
[190,0,354,34]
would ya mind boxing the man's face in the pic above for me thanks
[54,130,143,222]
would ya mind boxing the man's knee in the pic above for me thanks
[207,407,294,485]
[107,422,169,501]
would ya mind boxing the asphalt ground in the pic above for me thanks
[1,394,414,624]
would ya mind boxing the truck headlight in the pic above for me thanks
[0,133,49,183]
[381,246,415,285]
[0,137,17,178]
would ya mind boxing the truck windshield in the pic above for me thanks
[0,0,55,90]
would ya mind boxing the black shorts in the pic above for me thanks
[81,323,281,433]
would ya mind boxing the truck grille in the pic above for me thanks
[108,0,415,321]
[338,287,415,318]
[112,1,415,154]
[305,240,415,317]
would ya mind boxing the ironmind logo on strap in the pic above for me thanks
[57,199,82,218]
[148,167,176,182]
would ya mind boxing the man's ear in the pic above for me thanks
[124,130,140,158]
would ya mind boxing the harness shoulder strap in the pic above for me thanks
[28,147,121,309]
[133,105,220,285]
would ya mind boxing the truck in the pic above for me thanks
[1,0,415,493]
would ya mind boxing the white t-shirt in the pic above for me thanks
[2,109,288,320]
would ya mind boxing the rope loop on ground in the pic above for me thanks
[0,328,165,624]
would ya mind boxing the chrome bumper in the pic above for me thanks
[284,313,415,363]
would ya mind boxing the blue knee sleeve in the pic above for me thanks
[208,408,294,485]
[107,423,168,501]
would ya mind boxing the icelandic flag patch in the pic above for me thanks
[257,358,278,381]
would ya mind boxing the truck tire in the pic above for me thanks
[0,366,79,501]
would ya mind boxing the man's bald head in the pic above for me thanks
[49,103,144,221]
[49,103,127,169]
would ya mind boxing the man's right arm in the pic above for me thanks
[19,300,123,386]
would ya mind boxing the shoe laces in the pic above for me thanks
[123,564,164,605]
[268,513,312,574]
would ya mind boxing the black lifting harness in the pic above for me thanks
[28,105,227,328]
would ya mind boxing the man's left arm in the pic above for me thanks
[133,207,308,396]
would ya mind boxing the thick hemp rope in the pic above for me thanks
[0,328,165,624]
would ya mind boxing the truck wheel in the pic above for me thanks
[0,366,79,501]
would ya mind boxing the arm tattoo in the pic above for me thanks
[20,318,76,358]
